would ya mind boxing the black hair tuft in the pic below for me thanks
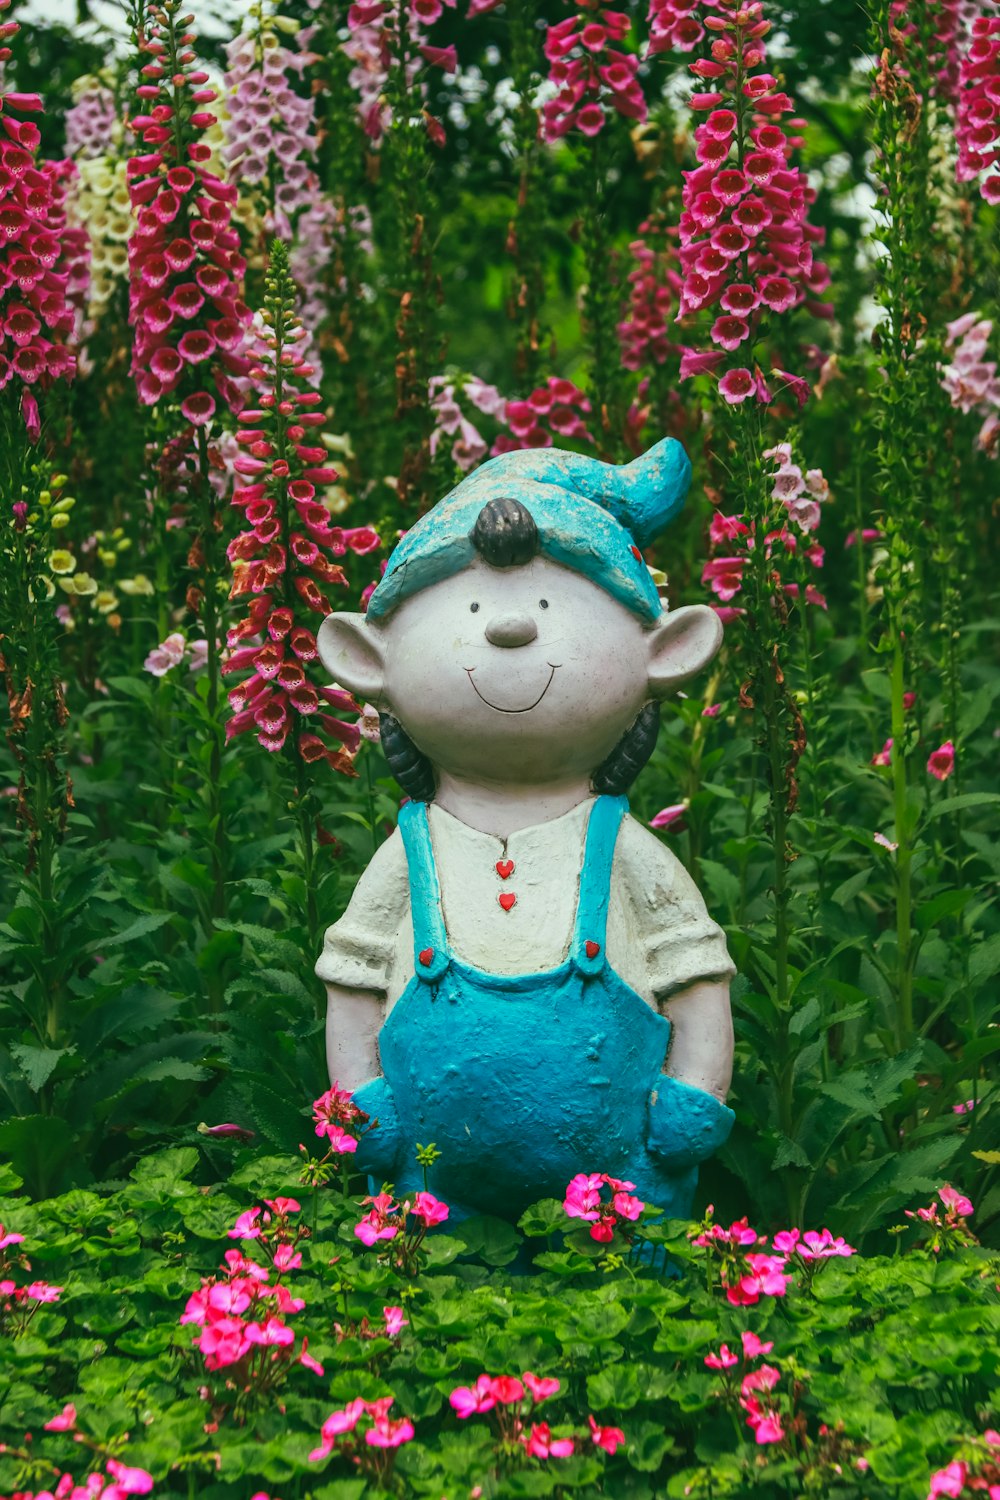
[470,496,539,568]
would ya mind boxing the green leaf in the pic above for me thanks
[10,1043,74,1092]
[518,1198,566,1237]
[924,791,1000,820]
[131,1146,199,1185]
[88,911,172,952]
[969,933,1000,988]
[454,1213,522,1267]
[0,1114,78,1197]
[914,889,974,932]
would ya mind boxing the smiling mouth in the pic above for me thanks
[465,664,558,714]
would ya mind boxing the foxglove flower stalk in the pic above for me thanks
[701,441,829,614]
[126,1,250,418]
[222,9,320,238]
[65,75,120,159]
[888,0,979,107]
[674,0,831,406]
[224,243,377,769]
[956,15,1000,204]
[618,216,683,373]
[498,376,594,452]
[940,312,999,456]
[540,6,646,141]
[429,373,506,472]
[346,0,456,507]
[343,1,455,145]
[67,158,133,322]
[0,0,85,429]
[647,0,719,56]
[65,80,133,344]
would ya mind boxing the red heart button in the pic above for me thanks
[498,892,517,912]
[418,948,434,966]
[585,940,600,959]
[496,859,514,879]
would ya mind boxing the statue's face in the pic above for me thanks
[381,557,652,784]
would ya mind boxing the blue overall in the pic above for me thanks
[352,795,733,1223]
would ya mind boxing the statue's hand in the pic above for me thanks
[646,1075,734,1171]
[351,1076,402,1179]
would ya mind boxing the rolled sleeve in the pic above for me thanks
[315,828,410,994]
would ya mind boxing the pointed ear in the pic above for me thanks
[316,612,386,701]
[647,605,723,699]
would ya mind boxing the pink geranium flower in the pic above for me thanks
[524,1372,561,1403]
[411,1191,449,1228]
[588,1415,626,1453]
[704,1344,739,1370]
[524,1422,575,1458]
[450,1374,497,1418]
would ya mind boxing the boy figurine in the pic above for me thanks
[316,438,735,1222]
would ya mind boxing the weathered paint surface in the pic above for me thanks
[350,796,734,1222]
[366,438,691,625]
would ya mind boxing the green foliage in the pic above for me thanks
[0,1146,997,1498]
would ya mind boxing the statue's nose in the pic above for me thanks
[484,611,539,648]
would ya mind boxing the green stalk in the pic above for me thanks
[889,620,913,1048]
[195,426,227,928]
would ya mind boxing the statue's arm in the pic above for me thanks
[660,977,734,1101]
[324,984,386,1091]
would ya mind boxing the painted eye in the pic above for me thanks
[470,602,480,613]
[538,599,549,609]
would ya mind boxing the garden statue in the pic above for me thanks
[315,438,736,1223]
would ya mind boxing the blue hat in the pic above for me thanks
[366,437,691,625]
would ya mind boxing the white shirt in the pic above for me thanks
[316,798,734,1015]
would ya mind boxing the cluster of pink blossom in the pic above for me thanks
[617,215,683,372]
[222,23,318,237]
[691,1213,791,1307]
[0,1221,62,1335]
[64,77,119,159]
[702,444,829,621]
[429,373,507,471]
[181,1197,325,1382]
[126,4,250,416]
[343,1,456,145]
[500,376,595,451]
[312,1079,369,1155]
[905,1183,977,1253]
[450,1371,625,1460]
[705,1329,785,1445]
[956,14,1000,204]
[674,0,830,407]
[38,1409,154,1498]
[37,159,91,347]
[224,272,378,766]
[10,1456,154,1500]
[563,1171,644,1243]
[941,312,999,458]
[691,1207,854,1306]
[540,7,646,141]
[354,1188,449,1246]
[926,1429,1000,1500]
[309,1394,414,1464]
[0,1,86,437]
[647,0,720,56]
[143,630,208,676]
[888,0,981,107]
